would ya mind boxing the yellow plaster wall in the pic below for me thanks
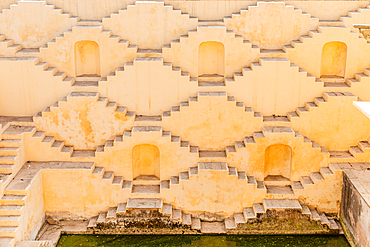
[0,58,72,116]
[224,2,318,49]
[98,58,198,115]
[132,144,160,178]
[162,93,262,149]
[320,41,347,78]
[0,1,77,48]
[40,25,137,77]
[42,168,129,217]
[46,0,134,20]
[162,25,259,77]
[9,171,45,241]
[291,93,370,151]
[34,93,134,149]
[230,130,329,181]
[227,58,324,116]
[102,1,198,49]
[168,1,368,21]
[264,144,292,179]
[95,130,198,180]
[286,26,370,79]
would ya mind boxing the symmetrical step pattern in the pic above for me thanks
[227,199,340,230]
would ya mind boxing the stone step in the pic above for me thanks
[263,199,302,210]
[0,148,19,156]
[0,227,17,237]
[0,237,15,247]
[266,185,294,195]
[96,212,106,224]
[310,208,321,221]
[135,115,162,121]
[161,203,172,216]
[200,222,226,234]
[1,195,26,206]
[264,175,290,186]
[198,150,227,158]
[87,216,97,228]
[116,203,126,216]
[126,198,163,210]
[253,203,265,215]
[182,213,192,226]
[300,176,314,188]
[172,209,182,221]
[225,217,236,229]
[0,216,20,226]
[243,207,256,220]
[291,181,304,190]
[0,164,15,174]
[0,205,23,215]
[71,150,95,158]
[0,140,21,148]
[106,207,117,219]
[0,156,16,164]
[191,217,201,230]
[131,185,160,194]
[234,213,246,224]
[310,172,324,183]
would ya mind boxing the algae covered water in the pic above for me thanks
[57,234,350,246]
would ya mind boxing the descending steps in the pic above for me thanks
[226,57,318,85]
[228,199,340,231]
[0,161,94,246]
[0,34,21,56]
[88,198,202,231]
[87,198,340,234]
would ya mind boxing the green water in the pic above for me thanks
[57,234,350,247]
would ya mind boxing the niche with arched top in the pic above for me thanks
[198,41,225,76]
[132,144,160,180]
[75,40,101,76]
[320,41,347,80]
[264,144,292,180]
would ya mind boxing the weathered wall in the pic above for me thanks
[341,171,370,247]
[102,1,198,49]
[0,1,77,48]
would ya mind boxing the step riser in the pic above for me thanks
[0,231,16,238]
[0,221,19,227]
[1,200,25,206]
[0,210,22,215]
[0,151,18,156]
[0,143,21,148]
[0,168,13,173]
[0,160,15,165]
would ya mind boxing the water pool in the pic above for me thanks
[57,234,350,246]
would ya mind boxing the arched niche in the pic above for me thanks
[264,144,292,180]
[75,40,101,76]
[198,41,225,77]
[132,144,160,180]
[320,41,347,81]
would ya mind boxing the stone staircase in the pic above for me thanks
[226,57,319,85]
[0,34,21,56]
[105,57,192,84]
[227,199,340,231]
[287,92,355,121]
[0,125,35,193]
[0,2,79,57]
[162,91,262,119]
[87,198,340,234]
[88,198,201,231]
[0,161,94,247]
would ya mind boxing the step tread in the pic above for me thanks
[132,185,160,194]
[126,198,163,209]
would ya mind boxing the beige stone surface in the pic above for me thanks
[0,1,369,245]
